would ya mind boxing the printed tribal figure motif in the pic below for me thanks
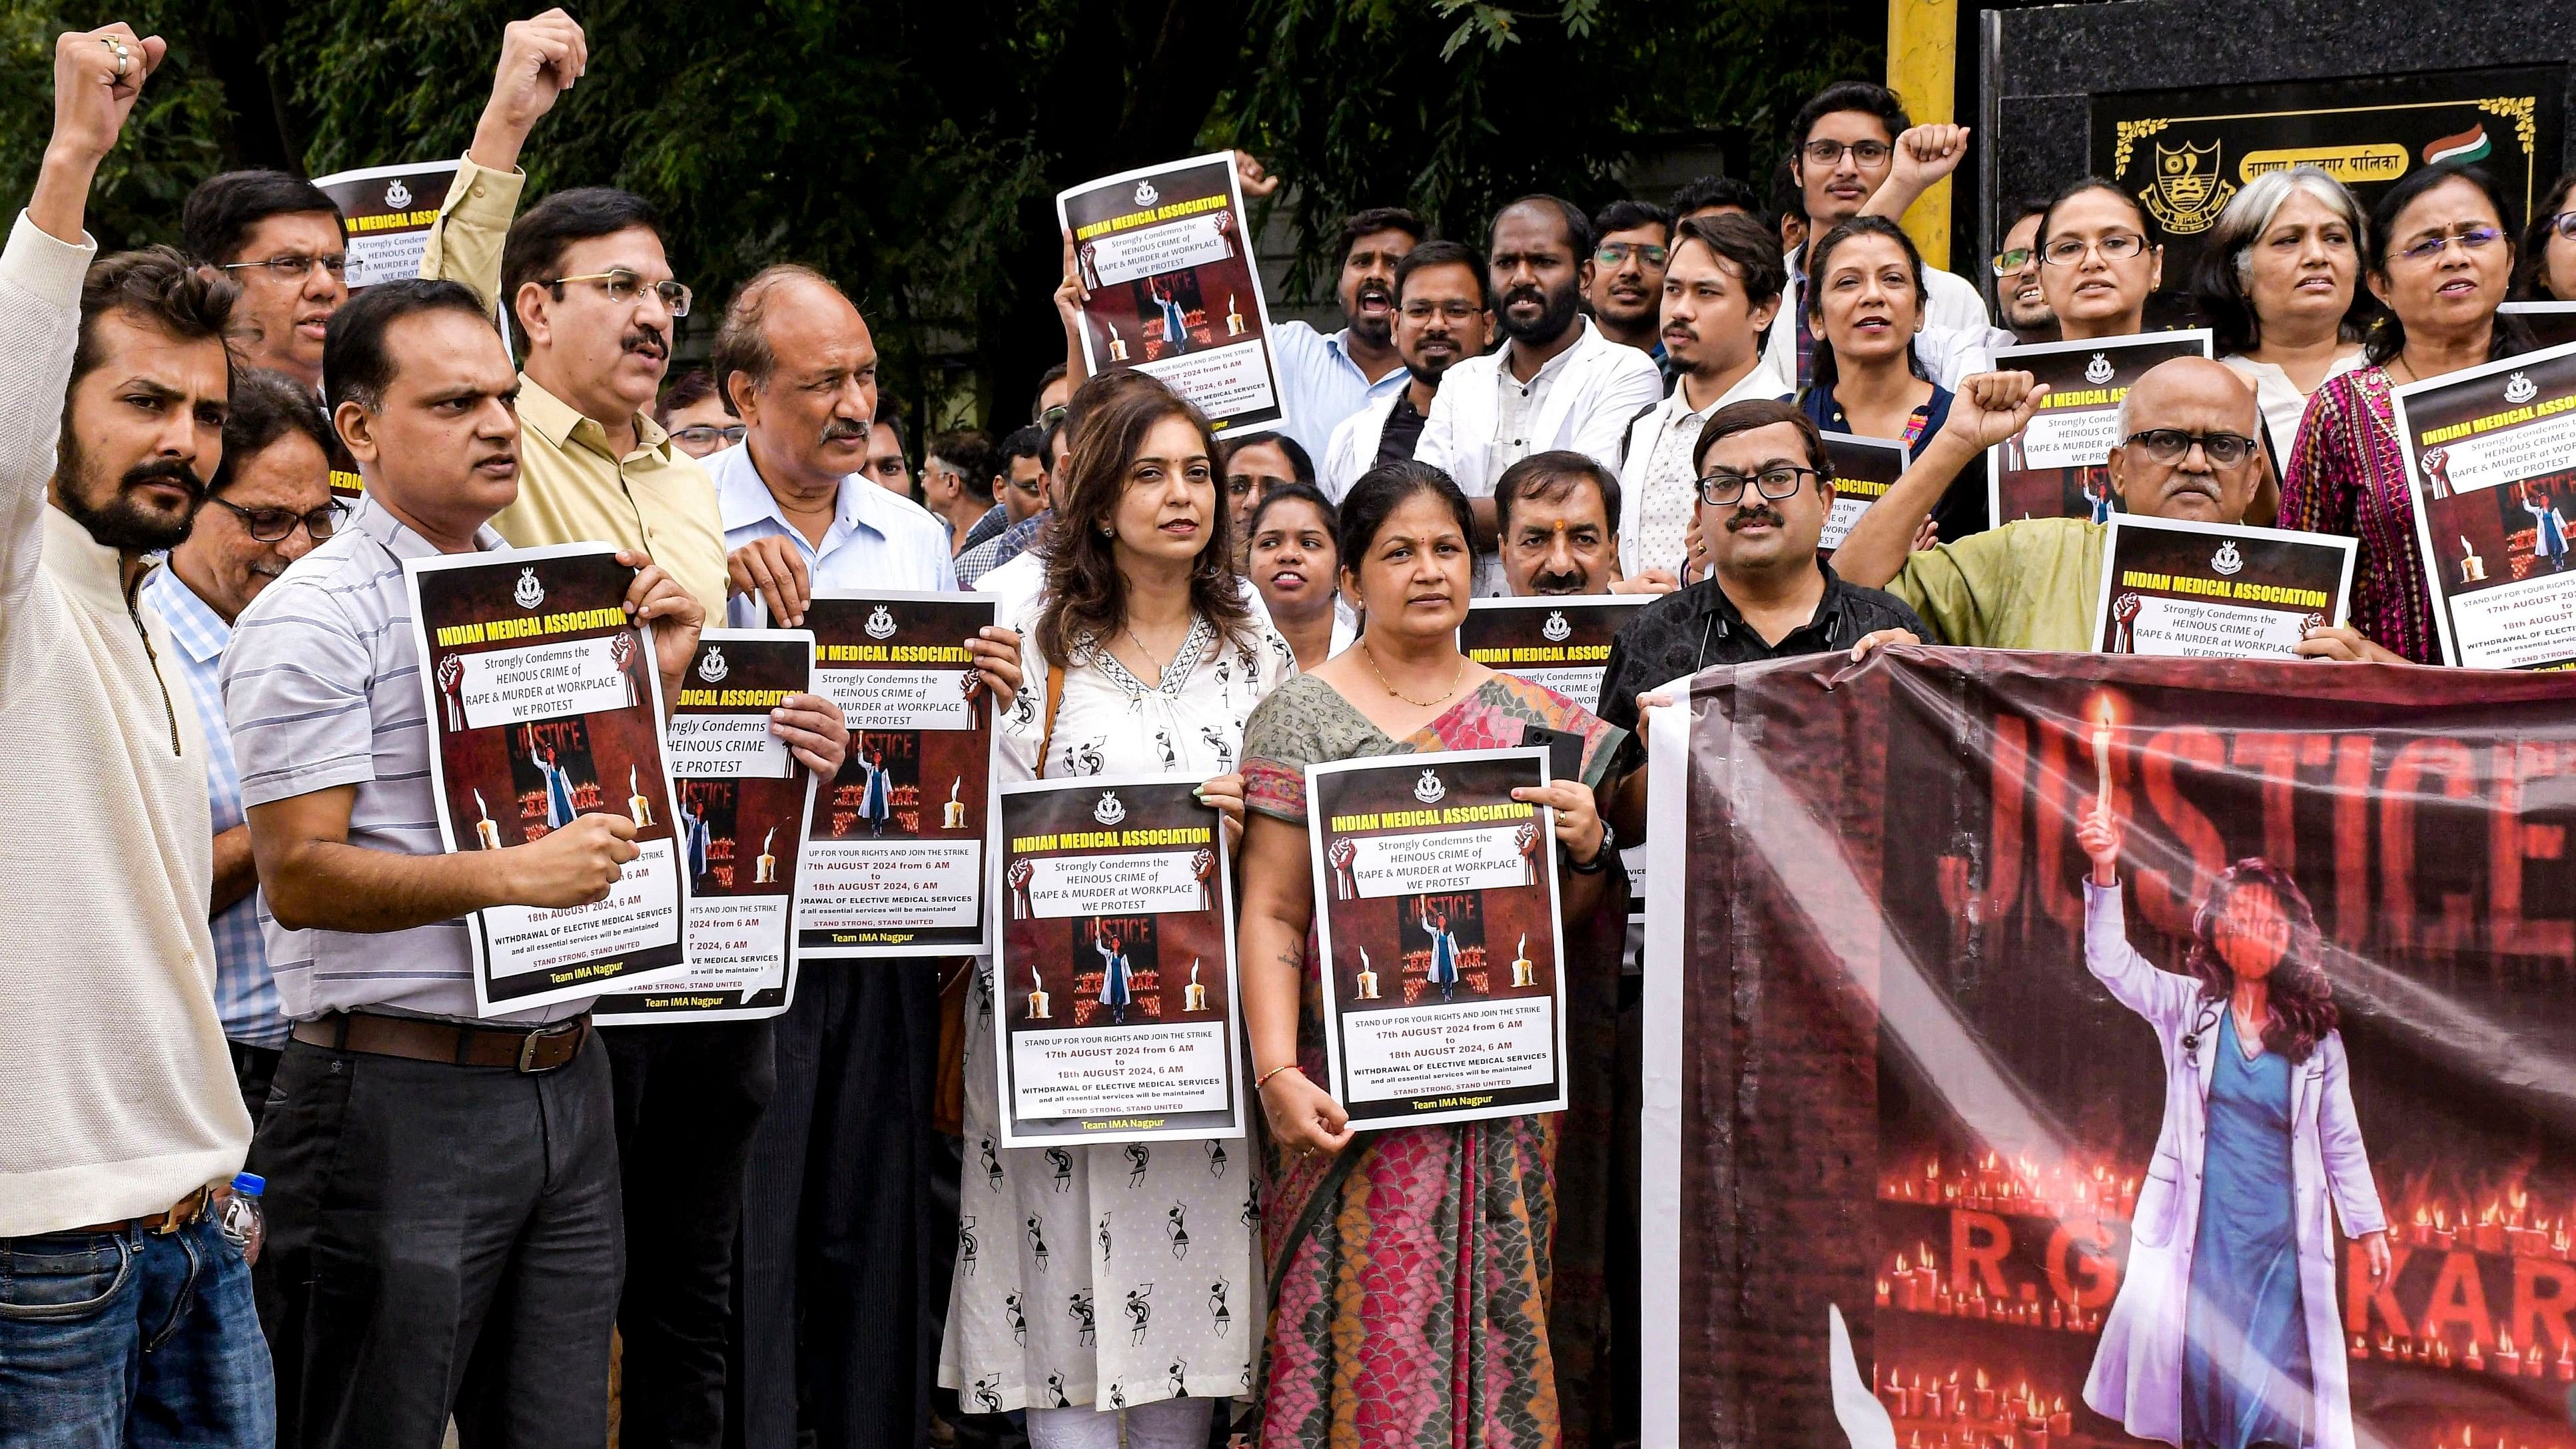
[1045,1147,1073,1192]
[528,734,579,829]
[1125,1143,1151,1187]
[1069,1290,1096,1346]
[1209,1279,1232,1336]
[958,1216,979,1276]
[1418,907,1465,1003]
[1026,1215,1051,1273]
[1094,925,1135,1025]
[1124,1284,1153,1344]
[853,748,895,835]
[1166,1205,1190,1259]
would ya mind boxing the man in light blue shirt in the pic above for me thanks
[1262,204,1425,461]
[142,366,341,1124]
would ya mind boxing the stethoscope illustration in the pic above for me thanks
[2180,1002,2222,1061]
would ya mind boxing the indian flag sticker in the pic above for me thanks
[2424,124,2493,166]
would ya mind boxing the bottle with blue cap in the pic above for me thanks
[218,1172,264,1264]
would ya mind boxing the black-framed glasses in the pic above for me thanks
[2122,428,2258,468]
[207,496,346,542]
[1401,300,1485,322]
[672,424,745,448]
[1801,139,1892,169]
[1990,246,2036,276]
[1595,242,1669,268]
[2394,225,2505,264]
[2042,233,2150,266]
[545,270,693,316]
[1698,464,1824,506]
[220,253,348,281]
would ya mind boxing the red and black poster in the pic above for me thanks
[2091,515,2356,658]
[1639,648,2576,1449]
[1988,332,2214,526]
[992,775,1240,1147]
[405,542,686,1013]
[799,591,998,959]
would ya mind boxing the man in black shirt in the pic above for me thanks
[1597,398,1923,842]
[1322,240,1492,500]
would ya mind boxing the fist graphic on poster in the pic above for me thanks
[960,668,984,700]
[1190,847,1214,882]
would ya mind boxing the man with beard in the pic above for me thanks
[417,8,729,624]
[1418,196,1665,594]
[0,24,270,1438]
[1320,239,1490,502]
[1587,199,1673,356]
[1494,452,1674,597]
[1617,213,1793,586]
[1234,157,1424,460]
[1992,196,2059,344]
[143,368,340,1127]
[182,169,347,394]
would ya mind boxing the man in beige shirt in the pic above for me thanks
[416,7,728,620]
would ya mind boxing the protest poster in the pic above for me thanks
[1638,648,2576,1449]
[1458,595,1651,921]
[1306,747,1567,1128]
[991,776,1240,1147]
[1057,151,1288,437]
[595,630,816,1024]
[1817,431,1911,558]
[311,160,457,290]
[2391,338,2576,670]
[2089,514,2356,657]
[405,543,685,1013]
[2499,300,2576,352]
[1987,331,2215,526]
[798,592,997,958]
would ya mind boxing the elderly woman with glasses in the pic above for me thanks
[2282,163,2531,664]
[2192,168,2373,462]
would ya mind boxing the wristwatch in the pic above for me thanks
[1563,821,1614,874]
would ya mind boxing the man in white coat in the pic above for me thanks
[1416,195,1664,595]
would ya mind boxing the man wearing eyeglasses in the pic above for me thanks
[1767,82,1996,390]
[416,8,730,626]
[1990,199,2060,344]
[1319,239,1492,502]
[995,424,1051,526]
[1587,199,1673,356]
[1230,156,1425,462]
[143,368,342,1127]
[183,169,348,394]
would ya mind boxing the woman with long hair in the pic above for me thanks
[1801,215,1988,539]
[2075,797,2389,1449]
[2194,167,2373,459]
[2037,178,2164,340]
[2281,162,2531,664]
[2511,171,2576,300]
[1244,482,1354,670]
[1234,460,1630,1447]
[939,384,1296,1447]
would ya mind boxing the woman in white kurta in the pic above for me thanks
[940,384,1294,1448]
[2075,801,2389,1449]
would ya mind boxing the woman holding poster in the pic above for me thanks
[940,386,1293,1444]
[1234,461,1628,1448]
[2284,163,2530,663]
[2074,798,2389,1449]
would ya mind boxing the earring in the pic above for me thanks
[1099,524,1114,537]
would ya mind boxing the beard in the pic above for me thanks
[54,433,203,553]
[1346,280,1396,348]
[1498,278,1581,346]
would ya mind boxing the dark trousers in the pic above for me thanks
[606,1021,776,1449]
[727,963,947,1449]
[228,1041,280,1129]
[251,1031,623,1449]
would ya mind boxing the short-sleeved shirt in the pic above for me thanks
[707,443,955,625]
[143,567,284,1048]
[1884,515,2106,652]
[1594,564,1930,736]
[224,497,585,1025]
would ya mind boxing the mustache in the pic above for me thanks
[821,417,871,444]
[622,327,669,358]
[124,457,206,502]
[1503,284,1549,312]
[1357,280,1393,305]
[1725,504,1786,532]
[1530,568,1587,592]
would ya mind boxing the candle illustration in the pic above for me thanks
[1027,963,1051,1019]
[1183,959,1207,1013]
[1105,320,1128,362]
[1509,932,1534,987]
[754,825,777,883]
[2460,534,2487,582]
[473,789,502,849]
[1354,946,1379,1000]
[2090,700,2113,809]
[1225,292,1245,336]
[943,776,966,829]
[628,765,654,826]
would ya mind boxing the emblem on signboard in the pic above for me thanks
[1134,181,1159,209]
[514,566,545,610]
[2085,352,2116,386]
[1094,791,1127,825]
[2506,370,2538,404]
[2211,540,2245,577]
[1414,769,1446,805]
[697,646,729,684]
[1541,610,1571,642]
[384,179,412,210]
[865,604,897,640]
[2140,140,2234,235]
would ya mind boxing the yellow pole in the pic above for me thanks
[1886,0,1959,270]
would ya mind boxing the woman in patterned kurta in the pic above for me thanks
[939,384,1293,1448]
[1234,462,1630,1449]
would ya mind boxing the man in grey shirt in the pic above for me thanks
[224,276,844,1446]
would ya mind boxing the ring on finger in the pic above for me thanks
[101,34,131,77]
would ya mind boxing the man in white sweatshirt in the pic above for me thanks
[0,21,271,1442]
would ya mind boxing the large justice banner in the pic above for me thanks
[1639,648,2576,1449]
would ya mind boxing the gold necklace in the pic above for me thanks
[1360,639,1466,708]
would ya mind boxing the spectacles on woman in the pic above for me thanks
[673,424,746,448]
[207,496,347,542]
[1697,464,1824,507]
[2393,225,2505,264]
[2042,233,2149,266]
[2121,428,2258,468]
[2550,211,2576,242]
[546,270,694,316]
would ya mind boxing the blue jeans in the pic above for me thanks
[0,1217,275,1447]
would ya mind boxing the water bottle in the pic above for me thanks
[218,1173,264,1264]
